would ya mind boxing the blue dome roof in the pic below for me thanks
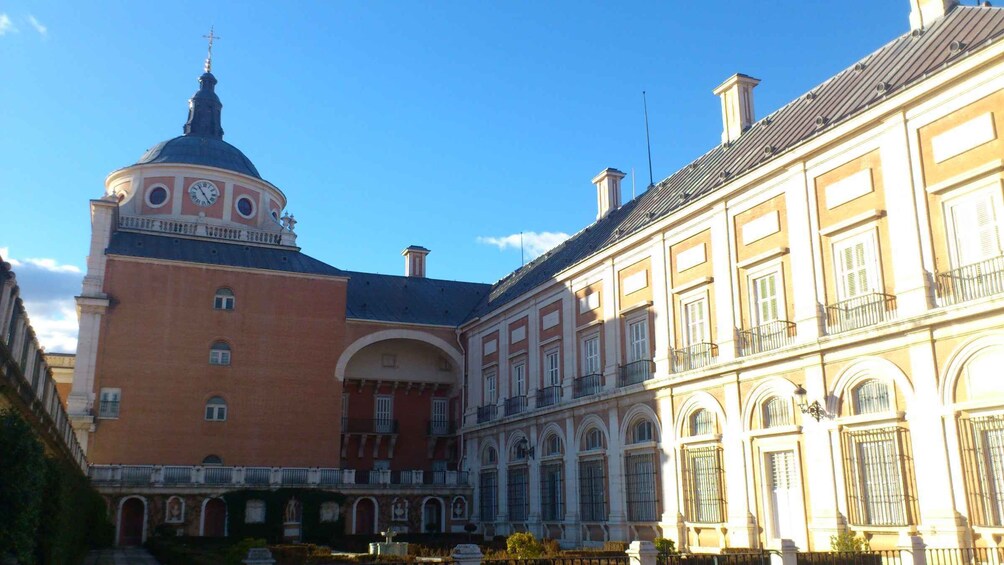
[135,135,261,179]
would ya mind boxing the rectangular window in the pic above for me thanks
[485,372,497,404]
[833,233,880,301]
[751,271,780,326]
[962,415,1004,526]
[507,466,529,522]
[373,459,391,471]
[683,446,726,523]
[627,318,649,362]
[583,335,601,375]
[948,190,1004,267]
[512,362,526,396]
[540,462,564,522]
[480,470,498,521]
[545,349,560,386]
[431,398,448,435]
[626,453,658,522]
[683,297,708,346]
[98,388,121,419]
[843,427,916,526]
[375,395,393,433]
[579,459,608,522]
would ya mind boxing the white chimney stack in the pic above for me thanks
[592,168,626,220]
[402,245,430,277]
[909,0,958,31]
[713,73,760,145]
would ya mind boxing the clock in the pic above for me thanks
[188,180,219,207]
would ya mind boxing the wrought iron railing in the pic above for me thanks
[504,395,528,416]
[671,343,718,372]
[340,417,399,434]
[738,320,796,356]
[573,373,603,398]
[925,547,1003,565]
[477,404,497,424]
[536,385,562,408]
[618,359,655,387]
[937,255,1004,306]
[426,419,456,436]
[825,292,896,333]
[795,550,903,565]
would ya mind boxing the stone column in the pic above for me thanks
[710,206,736,362]
[657,392,684,545]
[561,289,576,401]
[723,377,755,548]
[527,424,542,537]
[649,234,672,377]
[786,167,823,342]
[606,406,627,540]
[563,415,581,545]
[496,430,509,533]
[801,362,844,550]
[452,545,483,565]
[626,540,658,565]
[602,260,619,391]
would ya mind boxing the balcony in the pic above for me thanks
[825,292,896,333]
[477,404,497,424]
[89,464,470,488]
[573,373,603,398]
[738,320,796,356]
[618,359,655,387]
[671,343,718,372]
[937,255,1004,306]
[341,418,399,434]
[504,395,528,417]
[536,386,562,408]
[426,419,457,436]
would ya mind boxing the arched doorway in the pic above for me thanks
[118,497,146,546]
[422,497,443,533]
[202,498,227,537]
[354,498,376,534]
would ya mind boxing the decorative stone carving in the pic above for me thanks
[391,497,408,521]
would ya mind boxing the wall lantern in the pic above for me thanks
[793,384,825,422]
[516,438,535,460]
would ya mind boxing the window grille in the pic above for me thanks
[540,462,564,522]
[626,453,658,521]
[479,470,498,521]
[579,459,607,521]
[507,466,529,522]
[959,414,1004,526]
[762,396,792,428]
[842,427,917,526]
[682,446,726,523]
[853,379,891,414]
[99,389,121,418]
[690,409,715,436]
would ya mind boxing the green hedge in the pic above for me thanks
[221,488,346,544]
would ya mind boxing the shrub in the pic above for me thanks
[542,537,561,555]
[654,538,677,555]
[604,541,630,552]
[0,409,45,564]
[507,532,544,559]
[225,537,267,565]
[830,531,870,553]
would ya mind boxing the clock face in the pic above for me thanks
[188,181,220,207]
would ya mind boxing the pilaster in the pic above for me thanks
[710,210,737,362]
[563,415,581,545]
[649,235,671,377]
[606,405,627,540]
[723,378,755,547]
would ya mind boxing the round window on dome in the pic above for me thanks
[146,186,169,208]
[236,196,255,218]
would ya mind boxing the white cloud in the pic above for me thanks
[26,15,46,37]
[0,14,17,35]
[1,247,82,353]
[477,231,570,260]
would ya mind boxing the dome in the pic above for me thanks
[135,135,261,179]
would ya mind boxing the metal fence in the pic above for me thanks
[484,557,629,565]
[618,359,655,387]
[671,343,718,372]
[925,548,1004,565]
[659,552,770,565]
[825,292,896,333]
[738,320,796,356]
[937,255,1004,306]
[796,551,901,565]
[574,374,603,398]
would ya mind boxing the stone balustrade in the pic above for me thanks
[88,464,470,488]
[118,215,290,246]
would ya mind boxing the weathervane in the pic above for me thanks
[203,26,220,73]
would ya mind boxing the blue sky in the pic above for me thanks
[0,1,911,351]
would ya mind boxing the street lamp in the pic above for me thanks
[793,384,825,421]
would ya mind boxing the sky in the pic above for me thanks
[0,1,914,352]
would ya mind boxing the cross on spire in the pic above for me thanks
[203,26,220,73]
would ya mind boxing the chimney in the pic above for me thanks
[592,168,626,220]
[403,245,430,277]
[909,0,958,31]
[713,73,760,145]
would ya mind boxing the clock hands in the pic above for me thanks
[198,185,211,202]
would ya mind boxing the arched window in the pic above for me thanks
[209,341,231,365]
[852,379,890,414]
[205,397,227,421]
[202,454,223,465]
[245,499,266,523]
[214,288,235,310]
[762,396,792,428]
[631,420,656,443]
[543,434,562,457]
[584,428,604,451]
[690,408,715,436]
[482,446,497,466]
[512,438,530,461]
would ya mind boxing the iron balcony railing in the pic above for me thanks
[618,359,655,387]
[937,255,1004,306]
[89,464,471,488]
[477,404,497,424]
[426,419,456,436]
[573,373,603,398]
[737,320,796,356]
[536,385,562,408]
[825,292,896,334]
[340,417,399,434]
[504,395,528,416]
[671,343,718,372]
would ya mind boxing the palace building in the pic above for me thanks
[69,0,1004,553]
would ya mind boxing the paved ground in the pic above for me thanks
[84,548,161,565]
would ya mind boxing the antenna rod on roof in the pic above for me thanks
[520,232,524,266]
[632,167,636,200]
[643,91,655,188]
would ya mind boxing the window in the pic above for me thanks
[213,288,235,310]
[540,462,564,522]
[683,446,726,523]
[583,335,601,374]
[626,452,658,521]
[373,459,391,471]
[202,455,223,465]
[146,185,169,208]
[543,434,562,457]
[512,361,526,396]
[245,499,266,523]
[485,371,497,404]
[98,388,121,419]
[751,271,780,326]
[632,420,655,443]
[947,189,1003,267]
[690,409,715,436]
[843,427,915,526]
[762,396,792,428]
[683,296,708,346]
[507,466,529,522]
[375,395,393,433]
[209,341,231,365]
[833,232,881,300]
[852,379,891,415]
[512,439,530,461]
[479,470,498,521]
[627,318,649,362]
[482,446,498,466]
[961,415,1004,526]
[544,349,560,387]
[579,459,607,521]
[205,396,227,421]
[584,428,604,451]
[431,398,448,434]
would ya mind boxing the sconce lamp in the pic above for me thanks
[516,438,535,459]
[793,384,825,422]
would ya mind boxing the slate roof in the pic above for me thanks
[135,136,262,179]
[467,4,1004,321]
[344,270,491,326]
[106,231,345,277]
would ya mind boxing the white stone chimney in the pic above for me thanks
[592,168,626,220]
[909,0,958,31]
[713,73,760,145]
[403,245,430,277]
